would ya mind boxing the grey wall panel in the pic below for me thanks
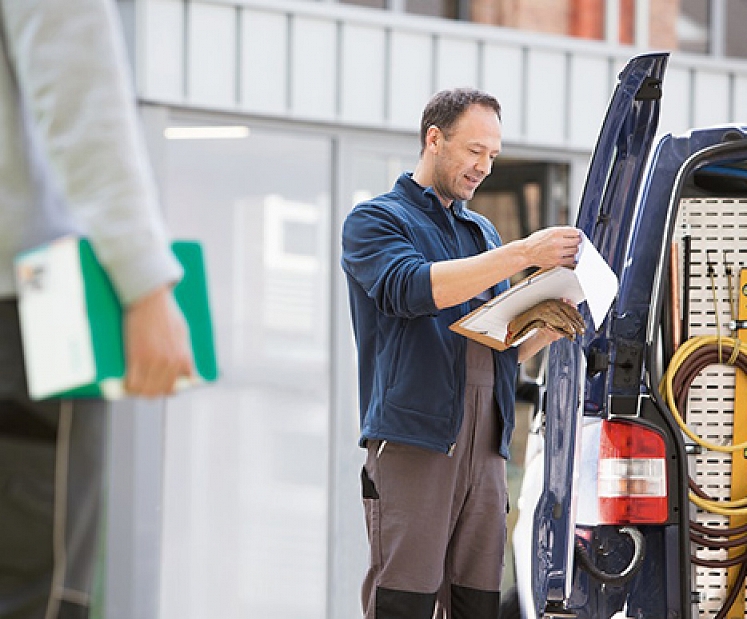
[133,1,747,152]
[139,0,184,102]
[241,9,289,114]
[481,44,524,142]
[435,35,479,91]
[340,24,387,125]
[659,66,692,137]
[568,55,613,149]
[389,29,433,130]
[290,16,338,120]
[693,69,731,129]
[188,4,238,107]
[525,49,566,146]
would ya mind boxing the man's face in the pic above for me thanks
[431,104,502,206]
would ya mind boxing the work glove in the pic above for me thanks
[505,299,585,346]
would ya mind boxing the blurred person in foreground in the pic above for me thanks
[341,88,582,619]
[0,1,194,617]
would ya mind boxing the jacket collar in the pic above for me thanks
[396,172,469,218]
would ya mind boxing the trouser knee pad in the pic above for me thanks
[375,587,437,619]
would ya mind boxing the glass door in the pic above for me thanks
[157,118,332,619]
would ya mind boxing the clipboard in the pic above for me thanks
[450,232,618,351]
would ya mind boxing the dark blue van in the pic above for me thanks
[504,52,747,619]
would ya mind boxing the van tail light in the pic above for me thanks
[598,419,668,524]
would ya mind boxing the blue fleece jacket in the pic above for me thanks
[341,173,519,458]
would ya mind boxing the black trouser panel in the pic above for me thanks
[451,584,500,619]
[375,587,437,619]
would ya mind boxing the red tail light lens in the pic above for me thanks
[598,419,668,524]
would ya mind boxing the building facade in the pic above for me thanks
[105,2,747,618]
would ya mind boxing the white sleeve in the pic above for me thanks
[1,0,182,304]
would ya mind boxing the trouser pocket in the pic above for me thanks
[361,464,379,499]
[361,465,382,568]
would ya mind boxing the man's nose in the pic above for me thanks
[475,153,492,175]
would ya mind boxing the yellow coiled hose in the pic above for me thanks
[660,335,747,515]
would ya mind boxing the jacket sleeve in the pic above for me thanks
[0,0,182,305]
[341,203,438,318]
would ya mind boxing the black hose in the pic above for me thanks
[574,527,646,586]
[690,548,747,569]
[666,340,747,616]
[690,530,747,550]
[690,518,747,539]
[714,558,747,619]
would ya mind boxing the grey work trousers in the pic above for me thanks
[0,300,107,619]
[361,340,508,619]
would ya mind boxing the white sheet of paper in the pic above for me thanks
[573,232,618,329]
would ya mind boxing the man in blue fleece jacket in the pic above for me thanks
[342,88,581,619]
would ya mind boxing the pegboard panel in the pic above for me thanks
[676,197,747,618]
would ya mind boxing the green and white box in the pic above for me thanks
[15,236,218,400]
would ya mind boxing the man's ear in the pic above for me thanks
[426,125,441,151]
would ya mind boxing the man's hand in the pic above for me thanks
[520,226,582,270]
[517,326,564,363]
[123,284,195,398]
[431,226,583,310]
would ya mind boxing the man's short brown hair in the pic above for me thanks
[419,88,502,154]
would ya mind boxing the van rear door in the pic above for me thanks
[531,52,668,618]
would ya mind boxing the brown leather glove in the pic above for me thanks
[505,299,585,346]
